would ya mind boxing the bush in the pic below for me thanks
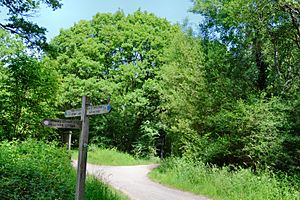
[0,139,127,200]
[182,96,293,170]
[0,139,73,200]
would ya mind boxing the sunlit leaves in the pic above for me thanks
[192,0,300,94]
[0,29,59,140]
[48,10,181,155]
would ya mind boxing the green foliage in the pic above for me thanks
[1,2,297,190]
[153,0,300,177]
[150,158,300,200]
[182,96,298,172]
[191,0,300,95]
[0,0,62,48]
[0,29,59,140]
[0,139,73,199]
[158,32,207,156]
[0,139,127,200]
[202,40,256,107]
[47,10,182,156]
[132,120,160,158]
[84,175,128,200]
[162,36,299,171]
[71,146,158,166]
[67,168,128,200]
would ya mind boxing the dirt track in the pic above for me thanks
[72,161,210,200]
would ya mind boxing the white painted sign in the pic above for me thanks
[64,108,82,118]
[42,119,81,129]
[87,104,112,116]
[64,104,112,118]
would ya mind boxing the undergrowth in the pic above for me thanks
[149,157,300,200]
[0,139,127,200]
[69,169,128,200]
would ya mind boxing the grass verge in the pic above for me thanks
[0,139,127,200]
[85,175,128,200]
[69,169,128,200]
[71,146,158,166]
[148,157,300,200]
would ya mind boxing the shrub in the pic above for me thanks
[182,96,293,170]
[0,139,73,200]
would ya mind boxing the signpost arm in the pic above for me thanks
[75,96,89,200]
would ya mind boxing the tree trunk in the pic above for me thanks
[253,37,268,91]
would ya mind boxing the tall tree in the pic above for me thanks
[47,10,181,155]
[158,33,207,155]
[192,0,300,95]
[187,0,300,172]
[0,0,62,48]
[0,29,59,140]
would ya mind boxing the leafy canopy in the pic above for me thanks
[192,0,300,94]
[0,0,62,48]
[0,29,59,140]
[48,10,181,155]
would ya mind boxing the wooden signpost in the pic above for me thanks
[42,119,81,129]
[42,96,112,200]
[76,96,89,200]
[64,104,112,117]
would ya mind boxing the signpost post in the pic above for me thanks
[42,96,111,200]
[75,96,89,200]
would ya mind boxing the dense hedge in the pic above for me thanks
[0,139,73,200]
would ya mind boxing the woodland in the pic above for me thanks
[0,0,299,198]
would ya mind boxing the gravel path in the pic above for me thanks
[72,161,210,200]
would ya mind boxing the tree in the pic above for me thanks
[47,10,181,155]
[191,0,300,96]
[0,29,59,140]
[134,0,300,172]
[0,0,62,48]
[158,32,207,156]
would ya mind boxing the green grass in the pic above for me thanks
[85,175,128,200]
[149,157,300,200]
[69,169,128,200]
[71,145,158,166]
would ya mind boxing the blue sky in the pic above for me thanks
[32,0,202,41]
